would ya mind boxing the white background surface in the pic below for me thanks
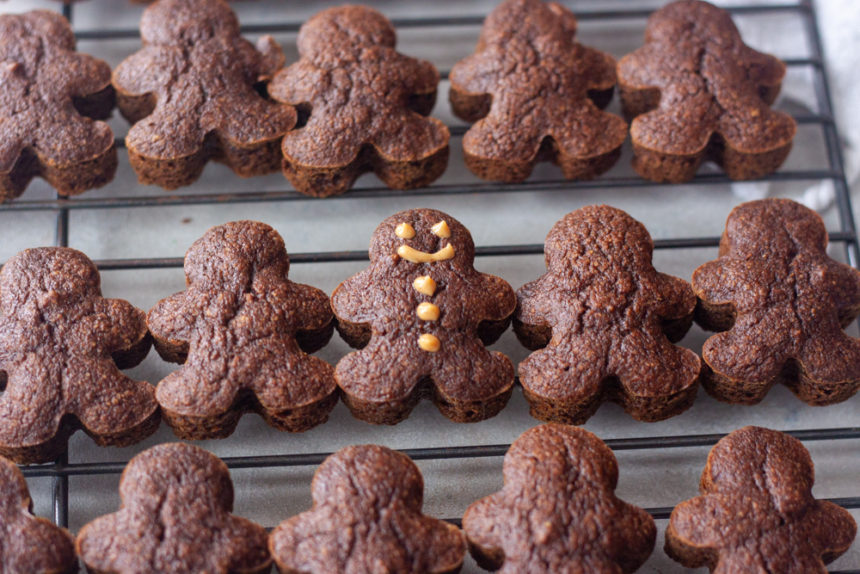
[0,0,858,572]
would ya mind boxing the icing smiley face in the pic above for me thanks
[395,218,456,264]
[368,210,476,269]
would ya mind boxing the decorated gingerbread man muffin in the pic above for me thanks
[332,209,516,424]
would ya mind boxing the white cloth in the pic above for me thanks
[729,0,858,212]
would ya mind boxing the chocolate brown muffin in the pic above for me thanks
[332,209,516,424]
[464,424,656,573]
[0,248,158,465]
[147,221,337,440]
[449,0,626,183]
[692,198,860,405]
[77,443,271,574]
[268,6,449,197]
[269,444,466,574]
[617,0,796,182]
[515,206,701,424]
[666,426,857,572]
[0,10,116,202]
[113,0,295,189]
[0,455,77,574]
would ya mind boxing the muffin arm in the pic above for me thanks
[739,44,786,96]
[53,51,112,99]
[612,502,657,572]
[398,55,439,96]
[666,495,729,568]
[113,46,180,98]
[147,292,195,362]
[617,46,662,91]
[289,282,333,333]
[516,277,559,326]
[575,43,617,95]
[0,316,11,366]
[88,298,148,354]
[462,495,507,570]
[478,273,516,323]
[254,36,285,81]
[655,273,697,320]
[268,61,326,106]
[811,501,858,564]
[691,258,750,306]
[449,51,500,97]
[330,270,379,324]
[823,260,860,320]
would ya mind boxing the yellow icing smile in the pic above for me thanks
[397,243,455,264]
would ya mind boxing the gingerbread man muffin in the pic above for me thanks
[464,424,656,573]
[332,209,516,424]
[0,10,116,202]
[113,0,295,189]
[617,0,796,182]
[77,442,271,574]
[0,455,77,573]
[516,206,701,424]
[450,0,626,183]
[0,247,158,464]
[692,198,860,405]
[666,426,857,572]
[269,6,449,197]
[269,444,466,574]
[147,221,337,440]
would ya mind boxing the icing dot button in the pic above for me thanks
[418,333,441,352]
[431,220,451,238]
[413,275,437,296]
[395,222,416,239]
[416,302,440,321]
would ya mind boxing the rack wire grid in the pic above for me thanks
[0,0,858,572]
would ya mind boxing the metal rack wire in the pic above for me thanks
[1,0,858,571]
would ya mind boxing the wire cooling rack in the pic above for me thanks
[1,0,858,572]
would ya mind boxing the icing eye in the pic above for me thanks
[395,222,416,239]
[431,220,451,238]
